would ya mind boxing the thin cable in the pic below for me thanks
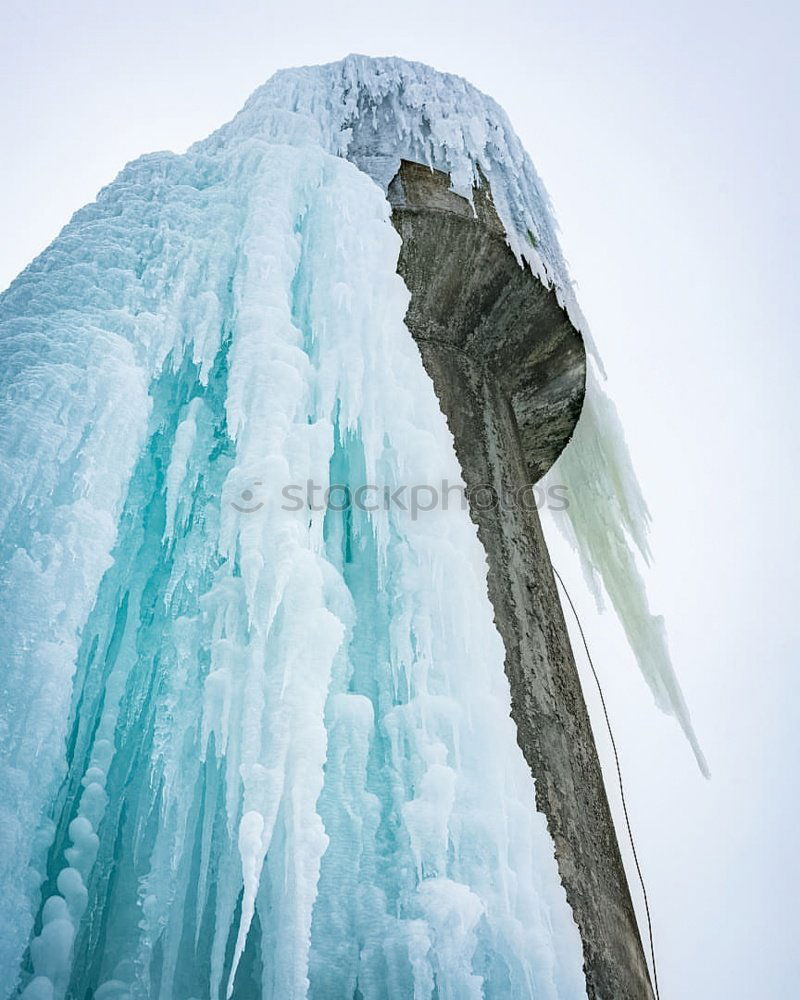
[552,565,661,1000]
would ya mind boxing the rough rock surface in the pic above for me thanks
[390,160,655,1000]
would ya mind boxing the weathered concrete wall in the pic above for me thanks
[389,161,654,1000]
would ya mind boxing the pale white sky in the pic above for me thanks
[1,1,797,996]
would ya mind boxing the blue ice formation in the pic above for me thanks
[0,55,700,999]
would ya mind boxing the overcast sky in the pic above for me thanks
[1,1,797,996]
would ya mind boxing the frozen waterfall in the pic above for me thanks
[0,54,700,999]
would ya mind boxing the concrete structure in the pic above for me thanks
[389,160,655,1000]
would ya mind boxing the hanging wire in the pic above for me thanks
[553,565,661,1000]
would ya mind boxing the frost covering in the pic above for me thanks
[0,54,702,999]
[0,58,592,999]
[207,55,706,775]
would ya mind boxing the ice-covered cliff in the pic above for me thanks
[0,55,701,1000]
[206,55,705,771]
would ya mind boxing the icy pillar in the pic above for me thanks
[389,160,655,1000]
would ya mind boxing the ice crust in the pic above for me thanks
[0,60,590,999]
[206,55,705,773]
[0,53,700,998]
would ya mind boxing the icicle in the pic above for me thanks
[546,367,709,774]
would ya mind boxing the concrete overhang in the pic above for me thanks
[388,159,586,482]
